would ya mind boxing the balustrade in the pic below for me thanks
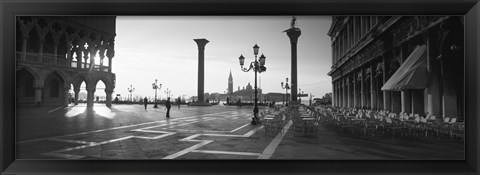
[17,52,110,72]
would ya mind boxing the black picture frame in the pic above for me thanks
[1,0,479,174]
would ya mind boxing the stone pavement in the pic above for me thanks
[16,104,463,160]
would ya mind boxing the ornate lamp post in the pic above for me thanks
[281,78,290,106]
[127,85,135,104]
[165,88,171,99]
[152,79,162,108]
[310,93,313,106]
[298,89,304,102]
[238,43,267,125]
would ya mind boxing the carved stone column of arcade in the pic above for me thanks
[99,45,106,72]
[64,84,70,106]
[34,80,44,106]
[86,85,96,108]
[76,45,83,70]
[191,38,211,106]
[37,26,49,64]
[286,27,301,102]
[74,86,80,105]
[83,46,90,70]
[105,88,113,108]
[88,43,96,70]
[19,19,33,62]
[107,37,115,73]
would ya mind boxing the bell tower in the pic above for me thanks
[228,70,233,95]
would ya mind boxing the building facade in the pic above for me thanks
[16,16,117,107]
[327,16,464,120]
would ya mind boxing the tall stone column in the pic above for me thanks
[343,77,347,107]
[332,82,335,107]
[370,64,377,110]
[353,73,357,108]
[360,69,365,109]
[383,57,391,112]
[87,88,95,108]
[347,75,351,108]
[426,36,442,117]
[105,89,113,108]
[286,27,301,102]
[191,38,211,106]
[74,87,80,105]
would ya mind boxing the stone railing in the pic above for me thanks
[17,52,110,72]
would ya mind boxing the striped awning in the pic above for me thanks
[381,45,427,91]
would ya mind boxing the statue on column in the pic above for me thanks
[290,16,297,28]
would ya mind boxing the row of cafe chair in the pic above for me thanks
[309,106,464,143]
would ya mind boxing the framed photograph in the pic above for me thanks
[1,0,479,174]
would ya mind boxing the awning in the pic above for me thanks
[381,45,427,91]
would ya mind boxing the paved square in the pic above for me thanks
[16,104,464,159]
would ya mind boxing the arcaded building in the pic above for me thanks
[327,16,464,120]
[16,16,117,107]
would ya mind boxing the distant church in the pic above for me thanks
[226,70,262,103]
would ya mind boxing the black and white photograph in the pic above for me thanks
[15,15,465,160]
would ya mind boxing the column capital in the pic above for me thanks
[105,89,114,94]
[194,38,209,49]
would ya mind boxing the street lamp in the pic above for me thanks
[281,78,290,106]
[152,79,162,108]
[298,88,304,102]
[238,43,267,125]
[127,85,135,104]
[164,88,171,99]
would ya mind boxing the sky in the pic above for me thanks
[109,16,333,101]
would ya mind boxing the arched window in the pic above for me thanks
[50,79,59,97]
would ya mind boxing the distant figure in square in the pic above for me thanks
[144,97,148,111]
[237,98,242,108]
[165,97,171,118]
[177,97,181,109]
[115,97,119,105]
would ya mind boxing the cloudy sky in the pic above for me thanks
[106,16,332,101]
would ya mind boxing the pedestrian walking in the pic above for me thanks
[165,97,171,118]
[177,97,181,109]
[144,97,148,111]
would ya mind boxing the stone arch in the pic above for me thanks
[72,74,89,91]
[16,69,36,105]
[91,76,114,92]
[17,66,41,82]
[43,71,66,105]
